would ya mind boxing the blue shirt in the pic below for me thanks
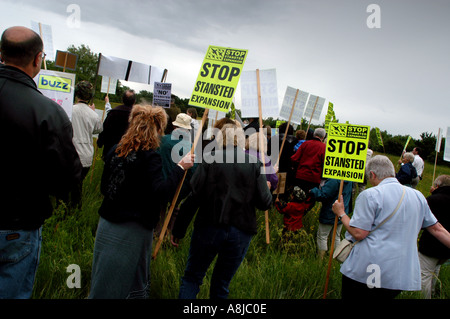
[341,177,437,291]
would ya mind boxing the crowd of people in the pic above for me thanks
[1,26,449,300]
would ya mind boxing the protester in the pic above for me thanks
[332,155,450,299]
[275,186,313,240]
[0,26,82,298]
[418,174,450,298]
[291,128,326,192]
[89,105,194,299]
[70,80,103,208]
[97,89,136,159]
[293,129,306,152]
[186,107,199,143]
[268,122,297,198]
[310,179,353,260]
[245,131,278,192]
[396,152,417,187]
[157,112,196,232]
[243,117,260,137]
[171,120,273,299]
[411,147,425,189]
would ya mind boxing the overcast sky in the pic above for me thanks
[1,0,449,139]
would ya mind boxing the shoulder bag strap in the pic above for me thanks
[353,186,406,244]
[372,186,406,232]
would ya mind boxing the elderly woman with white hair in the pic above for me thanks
[245,131,278,192]
[396,152,417,187]
[332,155,450,299]
[171,119,273,299]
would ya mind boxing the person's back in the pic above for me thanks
[0,59,81,227]
[342,176,435,291]
[193,146,272,234]
[0,26,82,299]
[97,90,136,158]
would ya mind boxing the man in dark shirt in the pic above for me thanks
[97,89,136,158]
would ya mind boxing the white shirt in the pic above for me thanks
[72,103,103,167]
[341,177,437,291]
[412,154,424,177]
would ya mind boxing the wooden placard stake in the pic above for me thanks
[306,96,319,134]
[256,69,270,244]
[432,128,441,185]
[323,179,344,299]
[152,108,209,259]
[38,23,47,70]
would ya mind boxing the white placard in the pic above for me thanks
[208,109,226,120]
[31,21,54,61]
[33,70,75,120]
[279,86,309,125]
[152,82,172,108]
[435,128,443,152]
[239,69,279,118]
[101,76,118,94]
[303,94,325,121]
[444,127,450,162]
[98,54,165,86]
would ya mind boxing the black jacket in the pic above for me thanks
[99,146,185,230]
[419,186,450,260]
[0,65,82,230]
[97,104,132,159]
[172,147,273,238]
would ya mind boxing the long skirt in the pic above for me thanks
[89,217,153,299]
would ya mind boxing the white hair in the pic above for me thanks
[366,155,395,179]
[314,128,326,139]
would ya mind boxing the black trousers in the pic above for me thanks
[342,275,402,299]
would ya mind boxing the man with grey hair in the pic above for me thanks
[291,127,326,191]
[332,155,450,299]
[418,174,450,298]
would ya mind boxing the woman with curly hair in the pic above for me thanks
[89,104,194,299]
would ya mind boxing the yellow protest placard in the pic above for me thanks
[189,45,248,112]
[323,123,370,183]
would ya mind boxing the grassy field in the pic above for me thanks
[31,145,450,299]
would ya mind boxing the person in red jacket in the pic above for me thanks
[291,128,326,191]
[275,186,314,240]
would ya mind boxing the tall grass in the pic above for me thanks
[31,149,450,299]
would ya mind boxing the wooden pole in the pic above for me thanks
[323,179,344,299]
[90,77,110,184]
[305,96,319,134]
[38,23,47,70]
[256,69,270,245]
[63,52,68,73]
[275,89,299,169]
[152,108,209,259]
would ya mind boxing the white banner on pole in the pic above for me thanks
[33,69,75,120]
[100,76,118,94]
[444,127,450,162]
[152,82,172,108]
[98,54,164,86]
[303,94,326,121]
[239,68,279,118]
[31,21,54,61]
[279,86,309,125]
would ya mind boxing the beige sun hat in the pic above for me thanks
[172,113,192,130]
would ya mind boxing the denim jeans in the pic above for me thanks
[0,228,42,299]
[179,224,252,299]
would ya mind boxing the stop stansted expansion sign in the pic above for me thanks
[323,123,371,183]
